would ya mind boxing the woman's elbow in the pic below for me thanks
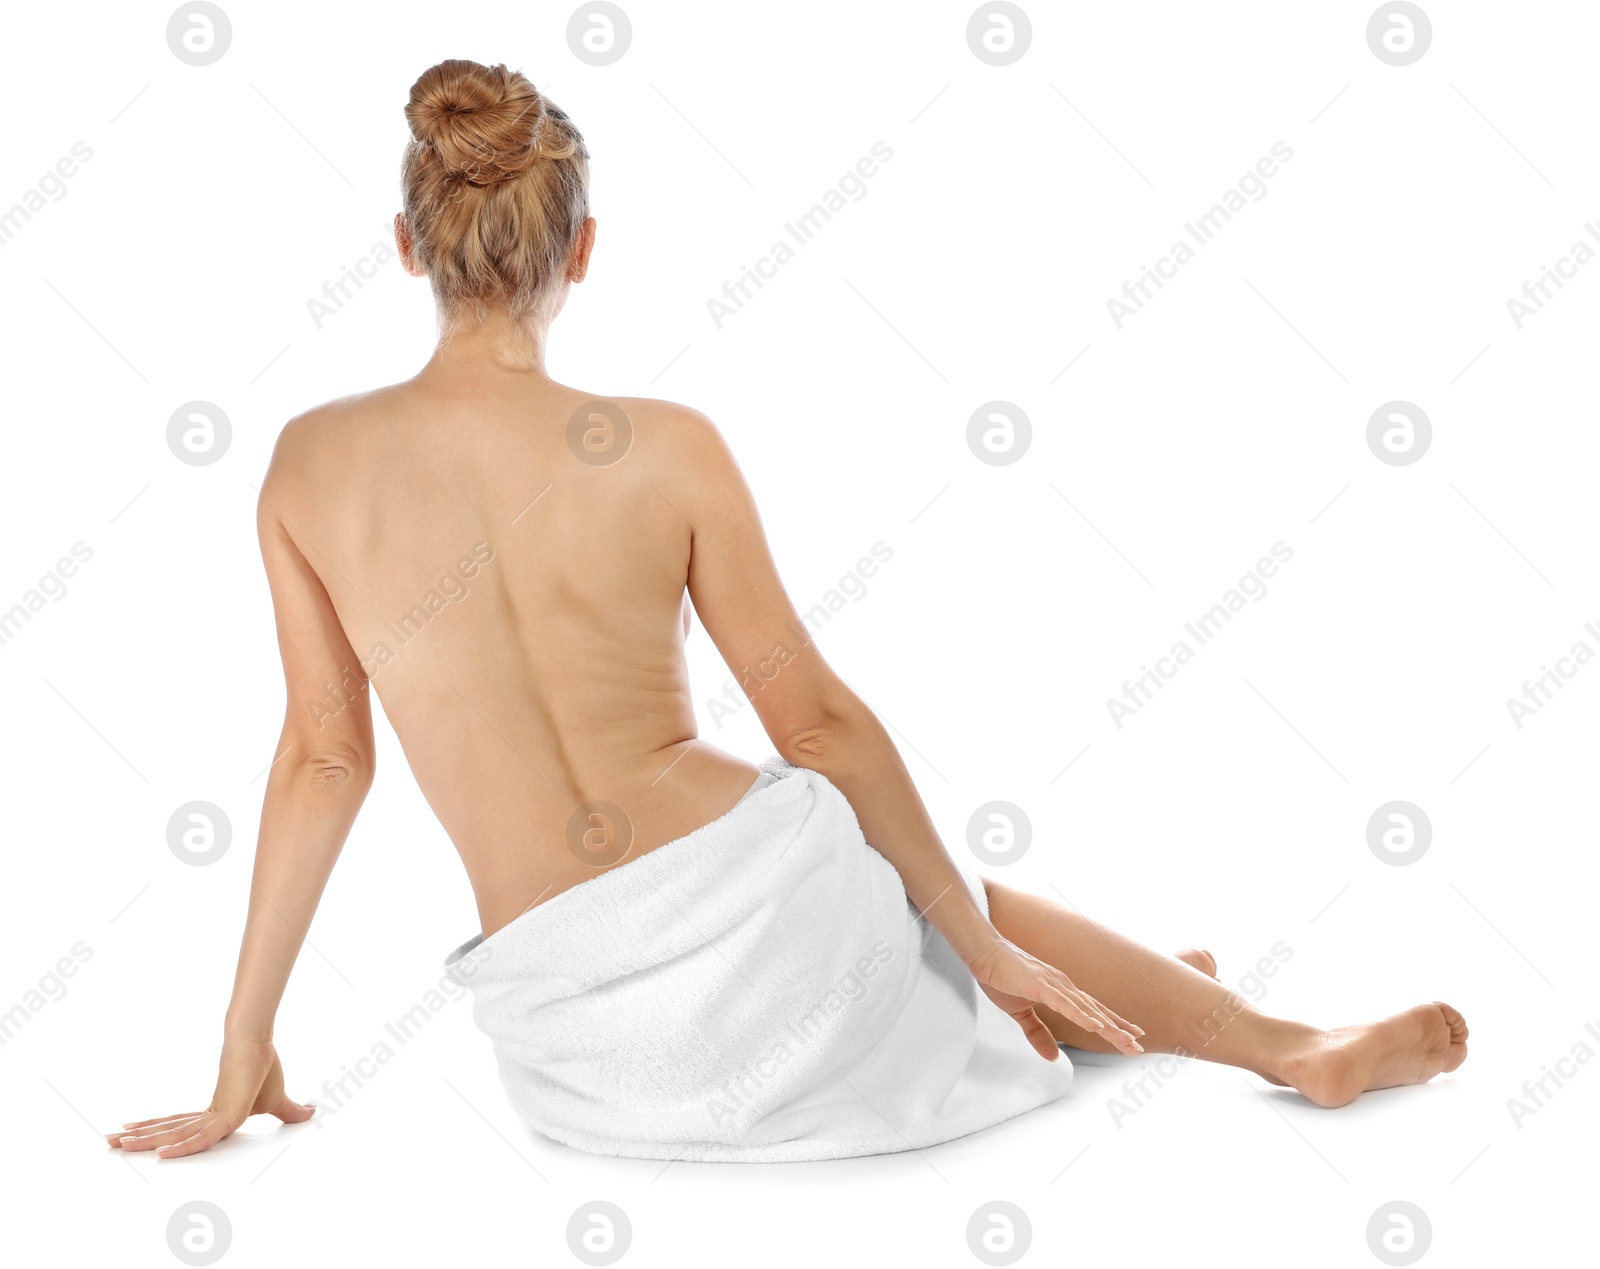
[290,742,375,793]
[780,725,837,765]
[777,700,875,768]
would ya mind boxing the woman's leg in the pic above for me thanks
[982,879,1469,1106]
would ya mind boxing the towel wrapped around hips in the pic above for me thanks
[443,758,1074,1162]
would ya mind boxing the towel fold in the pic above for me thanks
[443,758,1073,1161]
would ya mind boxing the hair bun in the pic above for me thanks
[405,59,545,186]
[399,58,590,326]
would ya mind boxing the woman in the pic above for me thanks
[108,60,1466,1161]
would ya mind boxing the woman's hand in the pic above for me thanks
[107,1039,314,1159]
[966,937,1146,1059]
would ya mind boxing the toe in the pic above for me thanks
[1434,1002,1469,1071]
[1175,948,1218,978]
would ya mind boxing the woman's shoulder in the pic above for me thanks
[260,383,414,497]
[279,382,411,438]
[606,394,716,435]
[274,380,427,455]
[604,395,740,468]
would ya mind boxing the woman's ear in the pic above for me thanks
[394,212,427,277]
[566,217,597,283]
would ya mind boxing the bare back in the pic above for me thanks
[259,359,776,937]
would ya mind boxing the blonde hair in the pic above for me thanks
[401,59,590,328]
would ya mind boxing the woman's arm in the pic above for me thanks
[111,455,376,1157]
[669,407,1143,1059]
[225,497,376,1042]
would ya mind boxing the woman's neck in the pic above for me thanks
[423,311,554,381]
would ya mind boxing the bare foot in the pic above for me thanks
[1175,948,1217,978]
[1277,1003,1469,1108]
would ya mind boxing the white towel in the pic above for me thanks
[443,758,1074,1161]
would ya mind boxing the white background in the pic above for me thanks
[1,0,1593,1265]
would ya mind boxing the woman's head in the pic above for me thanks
[397,59,593,330]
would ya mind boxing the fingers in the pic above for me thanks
[1087,1008,1144,1055]
[1074,992,1144,1038]
[1040,983,1143,1054]
[1064,984,1143,1035]
[116,1116,209,1152]
[1041,982,1125,1043]
[1009,1007,1063,1061]
[1037,968,1146,1048]
[157,1122,230,1159]
[109,1114,204,1146]
[1035,968,1111,1027]
[113,1112,203,1134]
[110,1099,312,1154]
[1039,969,1136,1034]
[978,944,1148,1055]
[268,1095,315,1125]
